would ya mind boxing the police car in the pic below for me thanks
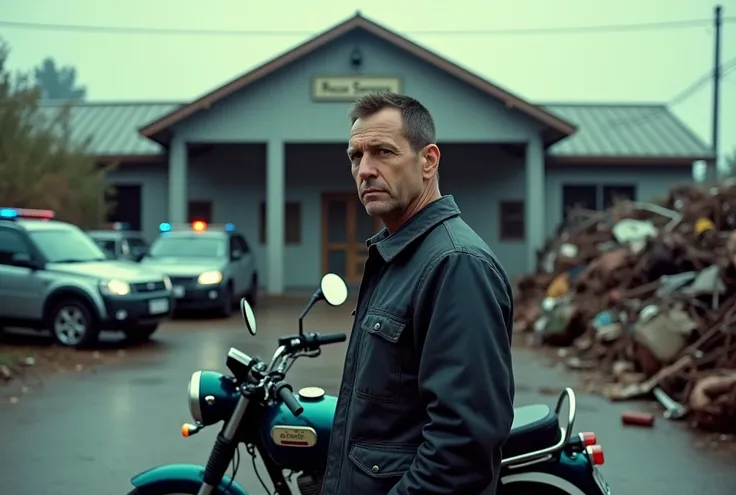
[87,223,149,261]
[0,207,173,348]
[139,221,258,317]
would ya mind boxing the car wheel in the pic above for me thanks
[246,275,258,307]
[124,324,159,343]
[49,299,99,348]
[218,284,234,318]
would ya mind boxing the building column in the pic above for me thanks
[266,140,285,295]
[525,135,545,272]
[168,136,188,224]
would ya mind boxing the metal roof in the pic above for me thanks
[37,101,711,160]
[38,101,180,157]
[542,103,712,158]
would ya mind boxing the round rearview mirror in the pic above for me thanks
[320,273,348,307]
[239,298,257,336]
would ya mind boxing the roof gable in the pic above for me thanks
[139,13,576,144]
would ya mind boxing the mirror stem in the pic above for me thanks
[298,293,319,336]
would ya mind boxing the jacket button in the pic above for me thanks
[373,322,381,330]
[371,465,380,473]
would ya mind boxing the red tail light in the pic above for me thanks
[15,208,55,219]
[586,445,605,466]
[580,432,597,446]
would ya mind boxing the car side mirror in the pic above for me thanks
[231,250,242,261]
[12,252,38,270]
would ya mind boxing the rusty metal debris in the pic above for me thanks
[514,182,736,433]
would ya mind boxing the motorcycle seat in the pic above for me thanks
[503,404,561,459]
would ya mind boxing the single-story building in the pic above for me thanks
[45,13,713,294]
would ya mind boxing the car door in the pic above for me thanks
[0,228,46,319]
[228,235,245,295]
[235,235,255,290]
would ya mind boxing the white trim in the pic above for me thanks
[501,472,587,495]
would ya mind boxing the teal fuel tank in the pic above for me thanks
[259,386,336,473]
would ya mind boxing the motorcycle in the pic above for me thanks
[127,273,612,495]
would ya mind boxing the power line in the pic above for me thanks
[607,57,736,128]
[0,17,734,37]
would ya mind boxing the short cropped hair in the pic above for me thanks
[348,93,436,152]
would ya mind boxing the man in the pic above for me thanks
[320,93,515,495]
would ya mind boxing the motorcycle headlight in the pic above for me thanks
[197,271,223,285]
[100,279,131,296]
[187,370,240,426]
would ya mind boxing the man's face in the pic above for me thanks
[347,108,424,218]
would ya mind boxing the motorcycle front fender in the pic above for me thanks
[130,463,249,495]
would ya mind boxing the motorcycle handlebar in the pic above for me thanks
[317,333,347,345]
[274,381,304,417]
[278,332,347,352]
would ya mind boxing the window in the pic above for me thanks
[188,201,213,223]
[232,235,251,255]
[499,201,525,241]
[259,202,302,245]
[149,235,227,258]
[94,239,118,259]
[28,229,107,263]
[123,237,148,258]
[562,184,637,218]
[106,185,142,231]
[562,185,598,218]
[602,185,636,209]
[0,229,30,265]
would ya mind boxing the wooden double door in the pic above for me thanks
[321,193,383,285]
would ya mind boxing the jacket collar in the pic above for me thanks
[367,195,460,263]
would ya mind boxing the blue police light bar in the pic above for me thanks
[0,208,18,219]
[158,222,235,233]
[0,207,55,220]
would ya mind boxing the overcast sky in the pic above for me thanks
[2,0,735,167]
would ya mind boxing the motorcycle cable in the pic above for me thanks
[283,348,321,374]
[222,446,241,493]
[246,443,273,495]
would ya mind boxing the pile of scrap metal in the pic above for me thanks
[514,181,736,432]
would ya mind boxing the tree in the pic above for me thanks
[0,40,112,227]
[34,56,86,101]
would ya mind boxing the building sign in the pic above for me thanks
[312,76,402,101]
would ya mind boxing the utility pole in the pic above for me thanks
[708,5,722,183]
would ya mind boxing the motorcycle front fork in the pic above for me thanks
[196,395,250,495]
[195,395,292,495]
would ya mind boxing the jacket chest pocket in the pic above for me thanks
[355,312,407,403]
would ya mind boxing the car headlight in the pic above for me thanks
[100,279,131,296]
[197,271,223,285]
[163,275,172,291]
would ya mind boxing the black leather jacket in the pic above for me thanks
[320,195,515,495]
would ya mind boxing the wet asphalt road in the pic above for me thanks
[1,297,735,495]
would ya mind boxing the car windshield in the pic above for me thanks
[147,236,226,258]
[30,229,108,263]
